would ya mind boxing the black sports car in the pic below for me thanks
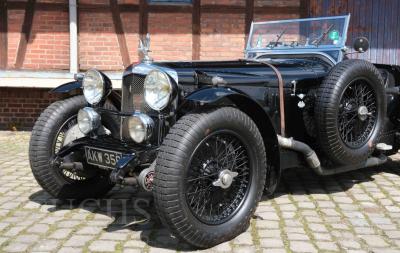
[29,15,400,248]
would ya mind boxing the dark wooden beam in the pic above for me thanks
[8,1,139,12]
[192,0,200,60]
[8,1,68,11]
[0,0,7,69]
[149,4,192,13]
[138,0,148,60]
[299,0,309,18]
[201,5,245,14]
[80,3,138,13]
[15,0,36,69]
[245,0,254,41]
[110,0,130,68]
[139,0,148,36]
[254,6,299,14]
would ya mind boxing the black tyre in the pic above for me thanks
[153,107,266,248]
[315,59,386,165]
[29,96,119,200]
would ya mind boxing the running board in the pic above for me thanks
[312,156,387,176]
[277,135,387,176]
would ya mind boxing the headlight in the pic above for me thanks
[128,113,154,143]
[144,70,172,111]
[77,107,101,134]
[83,69,104,105]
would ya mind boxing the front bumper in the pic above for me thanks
[54,135,158,182]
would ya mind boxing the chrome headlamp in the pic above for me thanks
[77,107,101,134]
[128,113,154,143]
[82,69,105,105]
[144,70,172,111]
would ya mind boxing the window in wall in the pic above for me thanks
[147,0,193,4]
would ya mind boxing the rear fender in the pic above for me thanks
[183,87,280,194]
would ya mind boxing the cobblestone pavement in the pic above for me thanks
[1,131,400,252]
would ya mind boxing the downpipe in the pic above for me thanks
[277,135,387,176]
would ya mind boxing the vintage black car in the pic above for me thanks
[29,15,400,248]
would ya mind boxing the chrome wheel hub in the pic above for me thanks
[358,105,370,121]
[213,169,238,189]
[63,124,84,146]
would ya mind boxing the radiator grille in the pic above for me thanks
[121,74,155,139]
[122,74,151,113]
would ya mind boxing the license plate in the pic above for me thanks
[85,146,122,169]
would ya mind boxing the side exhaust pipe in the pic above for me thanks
[277,135,321,170]
[277,135,387,176]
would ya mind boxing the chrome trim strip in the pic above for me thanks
[252,15,350,26]
[122,63,178,84]
[251,51,337,65]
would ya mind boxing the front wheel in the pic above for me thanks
[153,107,266,248]
[29,96,119,200]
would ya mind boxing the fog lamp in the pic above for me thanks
[128,113,154,143]
[77,107,101,134]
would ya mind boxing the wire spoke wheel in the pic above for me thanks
[52,115,90,182]
[185,131,251,225]
[338,78,377,148]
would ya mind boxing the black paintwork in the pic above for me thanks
[50,81,81,93]
[51,55,400,175]
[150,58,332,140]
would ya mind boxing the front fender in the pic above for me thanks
[183,87,281,194]
[50,81,81,93]
[49,81,121,110]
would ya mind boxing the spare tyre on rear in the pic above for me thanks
[315,59,386,165]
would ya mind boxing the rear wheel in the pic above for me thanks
[153,107,266,248]
[29,96,119,200]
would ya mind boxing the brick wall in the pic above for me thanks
[7,0,70,70]
[0,0,301,129]
[0,88,67,130]
[2,0,301,71]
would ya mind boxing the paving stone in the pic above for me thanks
[209,241,232,252]
[76,226,104,235]
[88,240,118,252]
[385,230,400,239]
[312,233,332,241]
[338,239,362,250]
[233,232,253,245]
[49,228,73,239]
[287,233,309,241]
[123,249,142,253]
[233,245,257,253]
[2,242,30,252]
[2,131,400,252]
[14,234,40,243]
[260,238,284,248]
[308,223,328,232]
[124,240,147,248]
[3,226,26,237]
[99,232,129,241]
[262,249,286,253]
[316,241,339,251]
[258,229,281,238]
[32,240,60,251]
[64,235,94,247]
[289,241,317,252]
[26,224,50,234]
[57,247,83,253]
[361,235,389,247]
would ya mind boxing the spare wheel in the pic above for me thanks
[315,59,386,165]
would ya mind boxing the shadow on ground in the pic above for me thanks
[28,158,400,251]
